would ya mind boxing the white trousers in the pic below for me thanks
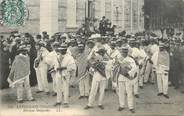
[51,72,57,93]
[55,71,70,104]
[133,76,139,95]
[151,70,156,83]
[144,62,156,83]
[69,69,76,86]
[105,64,112,89]
[144,61,152,83]
[88,73,106,106]
[79,75,90,96]
[157,72,168,94]
[55,72,63,103]
[133,67,139,95]
[35,63,49,92]
[139,66,144,87]
[118,80,134,109]
[16,76,33,101]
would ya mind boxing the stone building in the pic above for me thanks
[0,0,144,35]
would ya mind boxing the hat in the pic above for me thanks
[15,36,21,42]
[52,42,60,47]
[121,45,129,51]
[101,36,108,39]
[69,38,76,43]
[170,41,175,45]
[25,33,31,38]
[110,40,116,46]
[131,34,135,38]
[126,35,131,39]
[135,40,140,44]
[14,33,21,37]
[56,44,68,53]
[36,41,46,47]
[159,42,165,48]
[78,43,85,47]
[89,34,101,40]
[36,34,42,39]
[60,33,68,39]
[57,43,68,51]
[0,35,4,39]
[42,31,47,35]
[18,44,28,52]
[11,31,19,34]
[87,37,95,43]
[129,38,136,44]
[96,48,106,54]
[116,38,122,42]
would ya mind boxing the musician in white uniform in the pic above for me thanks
[67,38,78,87]
[138,40,148,88]
[87,34,102,60]
[54,43,76,107]
[156,43,170,99]
[101,37,112,90]
[128,40,141,98]
[75,43,90,99]
[105,41,121,91]
[45,42,60,96]
[84,47,107,110]
[150,39,160,84]
[143,41,153,83]
[117,46,137,113]
[34,41,50,94]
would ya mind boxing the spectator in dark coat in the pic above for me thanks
[0,43,10,89]
[28,35,38,86]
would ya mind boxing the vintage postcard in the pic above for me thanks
[0,0,184,116]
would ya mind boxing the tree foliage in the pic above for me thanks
[144,0,184,29]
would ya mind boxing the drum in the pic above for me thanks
[92,62,106,77]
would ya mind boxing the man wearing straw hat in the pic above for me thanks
[7,44,35,103]
[156,42,170,99]
[117,45,137,113]
[54,43,76,107]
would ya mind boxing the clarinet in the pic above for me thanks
[34,51,42,68]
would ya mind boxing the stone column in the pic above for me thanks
[40,0,58,35]
[111,0,114,25]
[137,0,140,31]
[130,0,133,33]
[121,0,125,30]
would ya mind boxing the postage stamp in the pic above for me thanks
[0,0,28,27]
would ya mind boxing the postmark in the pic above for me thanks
[0,0,28,27]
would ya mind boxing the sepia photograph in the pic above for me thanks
[0,0,184,116]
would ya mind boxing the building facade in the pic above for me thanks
[0,0,144,35]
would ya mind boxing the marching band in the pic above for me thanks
[1,28,184,114]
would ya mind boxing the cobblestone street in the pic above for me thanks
[1,83,184,116]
